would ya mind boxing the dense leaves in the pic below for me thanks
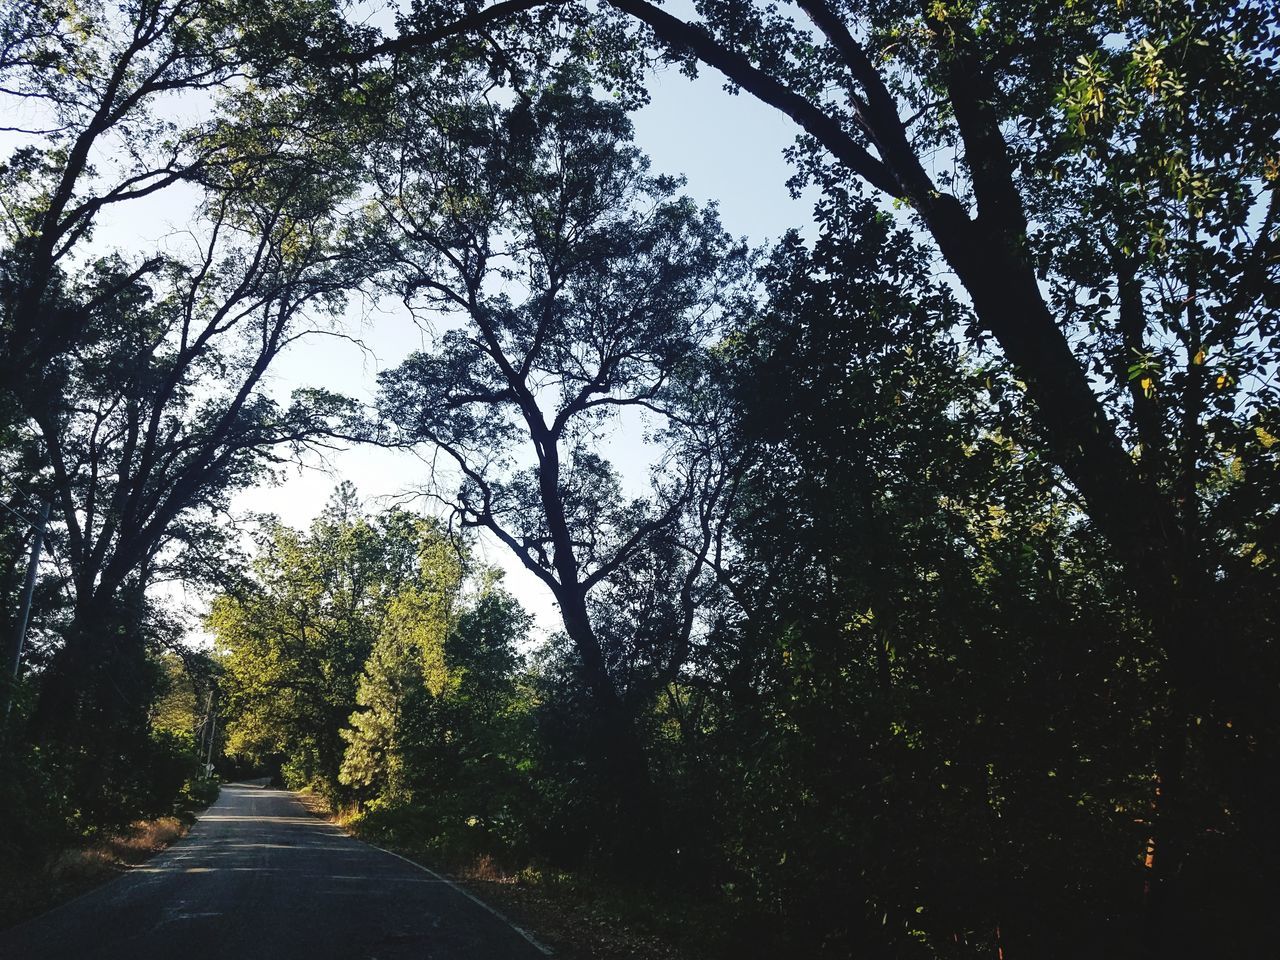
[2,2,1277,956]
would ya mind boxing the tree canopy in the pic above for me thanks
[1,1,1276,956]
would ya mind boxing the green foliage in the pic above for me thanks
[0,715,205,873]
[138,730,204,819]
[2,2,1276,956]
[338,568,466,803]
[0,743,76,868]
[180,776,221,812]
[214,487,441,797]
[343,584,536,865]
[211,487,539,861]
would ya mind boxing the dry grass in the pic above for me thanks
[294,790,702,960]
[102,817,187,864]
[456,853,510,883]
[294,788,352,824]
[0,817,192,930]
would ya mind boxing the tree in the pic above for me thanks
[379,1,1280,944]
[20,125,370,748]
[0,0,384,774]
[341,575,533,863]
[214,489,440,796]
[671,199,1159,956]
[0,0,374,424]
[338,585,459,807]
[374,73,744,819]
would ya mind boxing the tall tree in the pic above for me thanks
[374,74,743,819]
[341,574,531,856]
[0,0,384,756]
[22,114,369,746]
[0,0,371,422]
[680,200,1158,956]
[214,491,445,795]
[381,1,1280,941]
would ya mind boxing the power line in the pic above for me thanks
[0,497,41,530]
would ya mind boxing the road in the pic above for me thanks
[0,784,548,960]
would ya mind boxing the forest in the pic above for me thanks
[1,0,1277,956]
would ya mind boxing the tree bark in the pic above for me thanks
[553,582,660,869]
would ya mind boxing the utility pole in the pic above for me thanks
[4,500,49,721]
[205,691,217,777]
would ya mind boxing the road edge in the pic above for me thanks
[0,784,222,934]
[290,790,553,957]
[363,840,554,956]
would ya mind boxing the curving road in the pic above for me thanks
[0,784,548,960]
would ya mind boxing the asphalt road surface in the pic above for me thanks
[0,784,548,960]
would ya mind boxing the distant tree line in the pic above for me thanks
[2,1,1277,956]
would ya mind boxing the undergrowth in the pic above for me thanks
[0,778,219,930]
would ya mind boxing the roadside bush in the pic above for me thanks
[138,729,202,819]
[181,777,220,811]
[0,724,205,872]
[0,743,76,871]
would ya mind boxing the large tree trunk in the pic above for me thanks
[557,588,658,865]
[531,425,658,861]
[559,594,650,772]
[923,196,1209,959]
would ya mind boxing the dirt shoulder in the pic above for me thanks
[454,873,700,960]
[294,791,706,960]
[0,789,218,931]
